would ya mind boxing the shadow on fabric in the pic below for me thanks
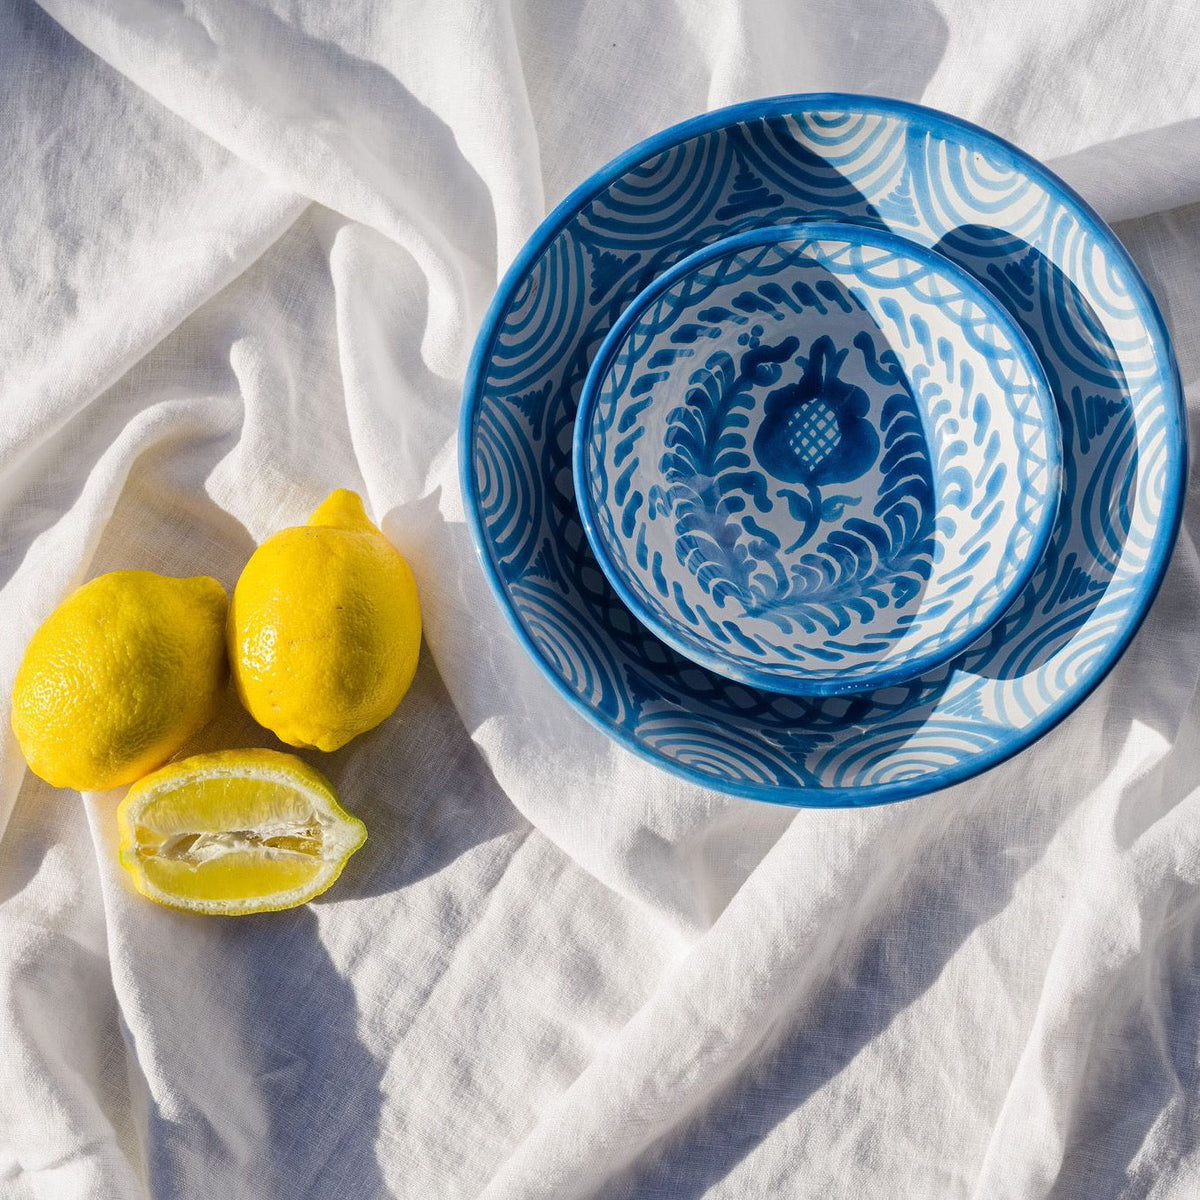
[117,528,522,1196]
[1042,890,1200,1200]
[597,765,1117,1198]
[141,906,392,1199]
[312,649,527,902]
[184,0,498,276]
[129,652,522,1198]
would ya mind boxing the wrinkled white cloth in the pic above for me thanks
[3,2,1200,1197]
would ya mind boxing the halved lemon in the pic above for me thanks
[117,749,367,916]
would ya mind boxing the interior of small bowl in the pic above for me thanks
[579,225,1059,692]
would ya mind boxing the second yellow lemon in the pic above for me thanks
[229,490,421,751]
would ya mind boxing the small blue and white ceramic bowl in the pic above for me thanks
[574,222,1062,695]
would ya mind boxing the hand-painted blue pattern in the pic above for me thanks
[753,334,880,485]
[575,226,1060,694]
[460,95,1186,806]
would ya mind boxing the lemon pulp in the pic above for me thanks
[118,749,366,915]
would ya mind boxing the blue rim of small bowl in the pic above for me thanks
[459,93,1187,806]
[571,220,1065,697]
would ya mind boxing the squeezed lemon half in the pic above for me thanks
[117,749,366,916]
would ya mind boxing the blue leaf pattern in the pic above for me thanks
[583,231,1057,691]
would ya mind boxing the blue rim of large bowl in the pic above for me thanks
[458,93,1187,806]
[571,219,1065,698]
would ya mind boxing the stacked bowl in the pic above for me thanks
[460,95,1186,807]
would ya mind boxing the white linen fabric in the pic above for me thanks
[2,1,1200,1196]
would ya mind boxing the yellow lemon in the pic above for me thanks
[117,748,366,915]
[229,490,421,751]
[11,571,228,791]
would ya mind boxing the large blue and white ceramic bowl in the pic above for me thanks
[574,222,1062,695]
[460,94,1186,806]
